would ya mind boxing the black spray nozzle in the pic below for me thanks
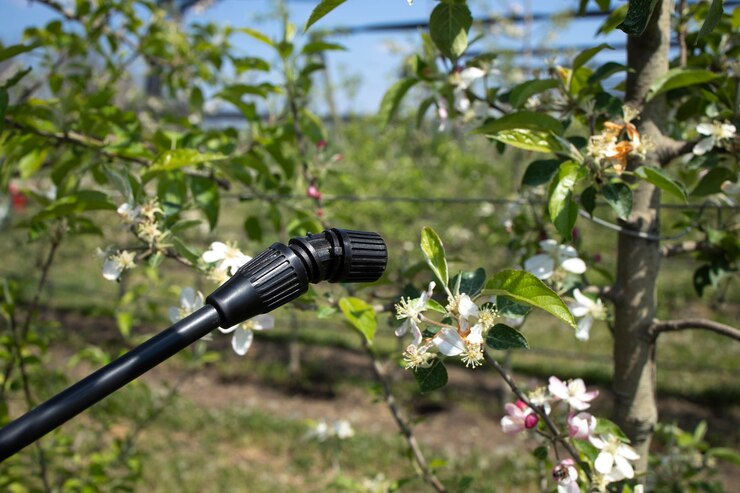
[206,228,387,327]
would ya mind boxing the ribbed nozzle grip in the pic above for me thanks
[333,229,387,283]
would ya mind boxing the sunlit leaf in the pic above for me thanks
[420,226,448,287]
[634,166,687,202]
[339,296,376,343]
[149,149,228,174]
[304,0,347,32]
[379,78,418,127]
[475,111,563,136]
[602,182,633,220]
[484,270,576,328]
[548,161,581,241]
[508,79,559,108]
[486,323,529,350]
[429,1,472,60]
[646,68,720,101]
[697,0,725,41]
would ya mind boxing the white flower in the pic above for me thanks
[307,420,330,441]
[589,434,640,481]
[432,324,485,368]
[527,386,553,415]
[568,288,606,341]
[548,376,599,411]
[219,314,274,356]
[453,67,486,113]
[693,121,736,155]
[395,282,435,347]
[552,459,579,493]
[116,203,141,224]
[202,241,251,276]
[524,239,587,280]
[102,250,136,281]
[168,287,205,323]
[332,420,355,439]
[567,412,597,439]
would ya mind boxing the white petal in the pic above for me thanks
[102,259,121,280]
[459,67,486,88]
[432,327,465,356]
[613,454,635,479]
[617,443,640,461]
[168,307,181,324]
[696,122,714,136]
[218,324,238,334]
[548,376,569,400]
[410,321,423,347]
[594,451,614,474]
[500,416,524,434]
[202,242,227,263]
[524,254,555,280]
[693,136,715,155]
[572,289,594,308]
[575,315,593,341]
[251,314,274,331]
[559,244,579,259]
[589,435,606,450]
[466,323,484,345]
[458,294,479,319]
[561,257,587,275]
[719,123,736,138]
[232,328,254,356]
[569,302,591,318]
[180,287,196,308]
[395,321,409,338]
[539,239,558,253]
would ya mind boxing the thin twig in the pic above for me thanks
[363,340,447,493]
[650,318,740,342]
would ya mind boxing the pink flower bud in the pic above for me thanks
[515,400,528,411]
[316,140,327,150]
[567,412,596,439]
[524,413,539,429]
[307,185,321,200]
[571,227,580,240]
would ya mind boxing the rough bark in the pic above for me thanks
[613,0,674,474]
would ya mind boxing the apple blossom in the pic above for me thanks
[202,241,251,276]
[567,412,596,439]
[101,250,136,281]
[548,376,598,411]
[168,287,205,324]
[552,459,579,493]
[524,239,586,280]
[500,401,536,434]
[589,434,640,481]
[693,121,736,155]
[116,203,141,224]
[395,281,435,347]
[568,288,606,341]
[219,314,275,356]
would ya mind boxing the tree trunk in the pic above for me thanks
[613,0,674,473]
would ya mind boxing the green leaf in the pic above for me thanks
[149,149,228,174]
[451,268,486,296]
[420,226,448,287]
[618,0,660,36]
[379,78,418,127]
[429,1,473,60]
[484,270,576,328]
[495,296,532,319]
[646,68,720,102]
[304,0,347,32]
[486,323,529,350]
[595,418,629,441]
[587,62,628,86]
[597,4,628,35]
[0,89,7,135]
[0,43,39,64]
[34,190,116,221]
[521,159,560,187]
[601,182,633,220]
[508,79,559,108]
[239,28,275,47]
[243,216,263,242]
[339,297,376,343]
[301,41,346,54]
[697,0,724,41]
[707,447,740,466]
[190,176,220,230]
[157,172,187,216]
[413,359,448,393]
[475,111,563,136]
[691,167,735,197]
[581,186,597,216]
[488,129,561,154]
[548,161,581,241]
[634,166,687,202]
[572,43,614,74]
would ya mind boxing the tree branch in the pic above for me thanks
[651,318,740,342]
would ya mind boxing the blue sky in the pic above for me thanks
[1,0,626,114]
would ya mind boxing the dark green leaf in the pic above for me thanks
[243,216,263,242]
[548,161,581,241]
[301,41,346,54]
[484,270,576,328]
[420,226,448,287]
[451,268,486,296]
[602,182,632,220]
[190,176,220,230]
[634,166,687,202]
[693,264,711,296]
[0,43,40,64]
[697,0,724,41]
[646,68,720,101]
[508,79,559,108]
[339,297,376,343]
[379,78,419,127]
[429,2,473,60]
[521,159,560,187]
[475,111,563,136]
[572,43,614,74]
[597,4,628,35]
[486,323,529,350]
[413,359,448,393]
[587,62,627,86]
[691,167,735,197]
[157,172,187,217]
[0,66,33,91]
[496,296,532,319]
[304,0,347,31]
[34,190,116,221]
[618,0,660,36]
[532,446,549,461]
[580,186,597,216]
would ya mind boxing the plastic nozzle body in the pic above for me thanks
[206,228,387,327]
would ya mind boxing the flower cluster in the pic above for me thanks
[99,248,137,281]
[587,106,648,174]
[693,121,736,155]
[395,282,509,370]
[117,198,168,248]
[499,375,639,492]
[306,419,355,441]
